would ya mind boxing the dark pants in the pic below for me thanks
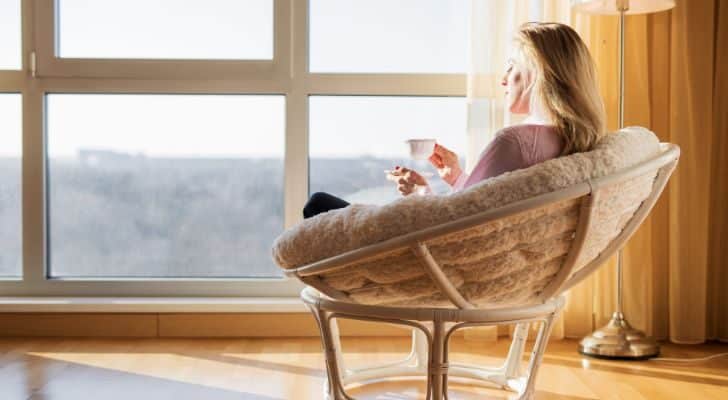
[303,192,350,219]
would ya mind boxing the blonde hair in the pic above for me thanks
[514,22,606,155]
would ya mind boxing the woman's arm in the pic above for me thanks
[451,172,470,191]
[429,144,463,186]
[459,132,524,190]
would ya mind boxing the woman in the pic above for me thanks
[303,22,605,219]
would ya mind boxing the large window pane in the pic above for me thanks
[310,0,468,73]
[0,94,22,277]
[0,0,21,69]
[57,0,273,60]
[310,96,467,205]
[47,94,284,278]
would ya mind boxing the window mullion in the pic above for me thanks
[21,85,45,284]
[283,0,309,229]
[19,0,45,284]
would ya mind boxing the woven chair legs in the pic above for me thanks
[304,289,563,400]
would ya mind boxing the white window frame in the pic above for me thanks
[0,0,466,297]
[34,0,287,79]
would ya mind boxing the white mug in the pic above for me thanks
[405,139,436,160]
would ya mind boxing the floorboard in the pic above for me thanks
[0,337,726,399]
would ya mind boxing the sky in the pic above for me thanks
[0,0,21,70]
[0,94,21,156]
[1,0,470,159]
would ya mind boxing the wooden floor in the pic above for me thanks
[0,337,726,400]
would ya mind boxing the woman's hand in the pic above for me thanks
[429,144,463,186]
[386,166,430,196]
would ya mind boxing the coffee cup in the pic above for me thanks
[405,139,436,160]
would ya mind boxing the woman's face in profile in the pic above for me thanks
[502,59,532,114]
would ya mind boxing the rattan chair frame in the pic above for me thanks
[288,144,680,400]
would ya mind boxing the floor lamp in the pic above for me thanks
[570,0,676,359]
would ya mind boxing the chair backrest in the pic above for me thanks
[289,143,679,309]
[536,143,678,300]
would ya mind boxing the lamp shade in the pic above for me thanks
[571,0,675,15]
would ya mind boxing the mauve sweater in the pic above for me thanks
[452,124,565,191]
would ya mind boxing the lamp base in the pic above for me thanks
[579,311,660,359]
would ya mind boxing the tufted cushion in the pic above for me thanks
[271,127,664,307]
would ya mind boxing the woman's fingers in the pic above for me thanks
[389,167,428,192]
[435,143,456,159]
[398,175,420,185]
[387,166,407,181]
[397,183,413,195]
[429,153,443,168]
[433,144,459,171]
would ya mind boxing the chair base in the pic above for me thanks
[302,288,565,400]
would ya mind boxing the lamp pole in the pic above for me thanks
[618,4,625,129]
[576,0,662,359]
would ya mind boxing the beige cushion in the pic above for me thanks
[272,127,661,307]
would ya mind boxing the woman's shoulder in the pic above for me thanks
[496,124,564,163]
[496,124,561,148]
[496,123,558,138]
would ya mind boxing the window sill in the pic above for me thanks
[0,297,307,313]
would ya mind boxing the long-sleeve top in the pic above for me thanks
[451,124,564,191]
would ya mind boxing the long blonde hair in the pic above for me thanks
[514,22,606,155]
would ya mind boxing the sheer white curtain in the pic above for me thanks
[465,0,572,341]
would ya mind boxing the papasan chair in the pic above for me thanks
[272,127,679,400]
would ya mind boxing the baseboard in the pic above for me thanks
[0,313,159,337]
[0,313,413,338]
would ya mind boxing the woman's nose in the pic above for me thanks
[501,76,507,86]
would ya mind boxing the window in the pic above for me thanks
[310,96,467,204]
[57,0,273,60]
[2,1,468,296]
[0,93,22,277]
[310,0,468,73]
[0,0,21,69]
[47,94,285,278]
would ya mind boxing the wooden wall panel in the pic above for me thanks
[157,313,411,338]
[0,313,158,337]
[0,313,413,338]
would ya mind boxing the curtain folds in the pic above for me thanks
[467,0,727,343]
[708,0,728,342]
